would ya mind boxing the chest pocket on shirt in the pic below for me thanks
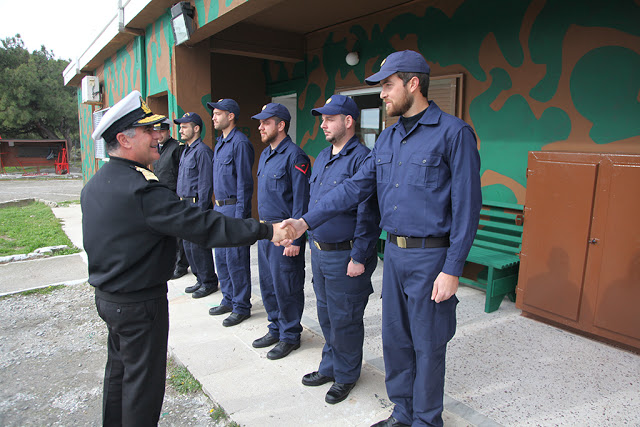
[218,156,234,175]
[375,153,393,184]
[409,154,441,188]
[268,169,287,191]
[186,161,199,178]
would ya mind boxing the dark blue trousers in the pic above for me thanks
[214,205,252,315]
[311,243,376,383]
[95,295,169,427]
[257,239,305,344]
[183,240,218,290]
[383,243,458,427]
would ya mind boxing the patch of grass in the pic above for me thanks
[0,201,79,256]
[167,358,202,394]
[21,285,65,296]
[57,200,80,207]
[0,285,65,300]
[209,404,229,422]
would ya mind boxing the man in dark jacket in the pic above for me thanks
[82,91,293,426]
[151,118,190,279]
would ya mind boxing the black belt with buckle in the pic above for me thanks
[388,234,449,249]
[180,196,198,203]
[313,239,353,251]
[215,198,237,206]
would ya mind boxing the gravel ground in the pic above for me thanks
[0,282,231,426]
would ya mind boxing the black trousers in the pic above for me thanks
[95,295,169,427]
[176,237,189,270]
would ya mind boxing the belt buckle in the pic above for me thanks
[216,200,222,206]
[314,241,322,250]
[396,236,407,249]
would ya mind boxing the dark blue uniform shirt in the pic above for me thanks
[308,135,380,264]
[257,135,310,247]
[213,127,255,218]
[177,138,214,211]
[304,102,482,276]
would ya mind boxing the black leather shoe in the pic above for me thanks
[192,286,218,298]
[267,341,300,360]
[172,267,188,280]
[252,332,279,348]
[185,282,201,293]
[325,382,356,404]
[222,312,251,327]
[370,416,410,427]
[209,304,232,316]
[302,371,334,387]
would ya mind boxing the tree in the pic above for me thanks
[0,35,79,149]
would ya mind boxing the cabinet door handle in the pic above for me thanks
[589,238,599,244]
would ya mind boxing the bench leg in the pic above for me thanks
[484,267,503,313]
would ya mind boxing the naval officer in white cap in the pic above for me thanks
[82,91,294,426]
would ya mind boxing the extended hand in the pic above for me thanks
[271,223,296,245]
[280,218,308,242]
[346,260,365,277]
[283,245,300,257]
[431,272,459,303]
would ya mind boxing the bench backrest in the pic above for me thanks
[474,201,524,256]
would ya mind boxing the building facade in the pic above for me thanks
[64,0,640,206]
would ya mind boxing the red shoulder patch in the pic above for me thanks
[294,162,309,175]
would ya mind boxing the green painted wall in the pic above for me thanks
[264,0,640,204]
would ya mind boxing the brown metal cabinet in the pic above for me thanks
[516,151,640,351]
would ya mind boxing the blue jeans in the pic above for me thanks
[257,239,305,343]
[311,242,376,383]
[383,243,457,427]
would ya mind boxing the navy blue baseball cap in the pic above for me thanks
[365,50,431,85]
[311,95,360,121]
[174,112,203,128]
[207,98,240,117]
[251,103,291,122]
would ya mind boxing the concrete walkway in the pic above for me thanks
[5,203,639,426]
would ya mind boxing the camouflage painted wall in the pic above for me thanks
[264,0,640,204]
[194,0,248,28]
[77,89,96,183]
[77,8,212,182]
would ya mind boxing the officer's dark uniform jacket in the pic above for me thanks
[308,135,380,263]
[152,137,183,192]
[81,157,272,303]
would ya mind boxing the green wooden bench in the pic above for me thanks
[376,201,523,313]
[459,201,524,313]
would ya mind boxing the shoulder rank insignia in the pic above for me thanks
[294,162,309,175]
[134,166,159,182]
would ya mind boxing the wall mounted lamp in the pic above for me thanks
[171,2,195,45]
[345,52,359,66]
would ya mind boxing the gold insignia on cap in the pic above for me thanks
[140,97,152,114]
[262,105,267,110]
[218,99,224,102]
[381,58,387,67]
[326,98,332,104]
[183,113,190,117]
[135,166,158,182]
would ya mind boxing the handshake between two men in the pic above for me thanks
[271,218,309,247]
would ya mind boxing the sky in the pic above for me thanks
[0,0,117,61]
